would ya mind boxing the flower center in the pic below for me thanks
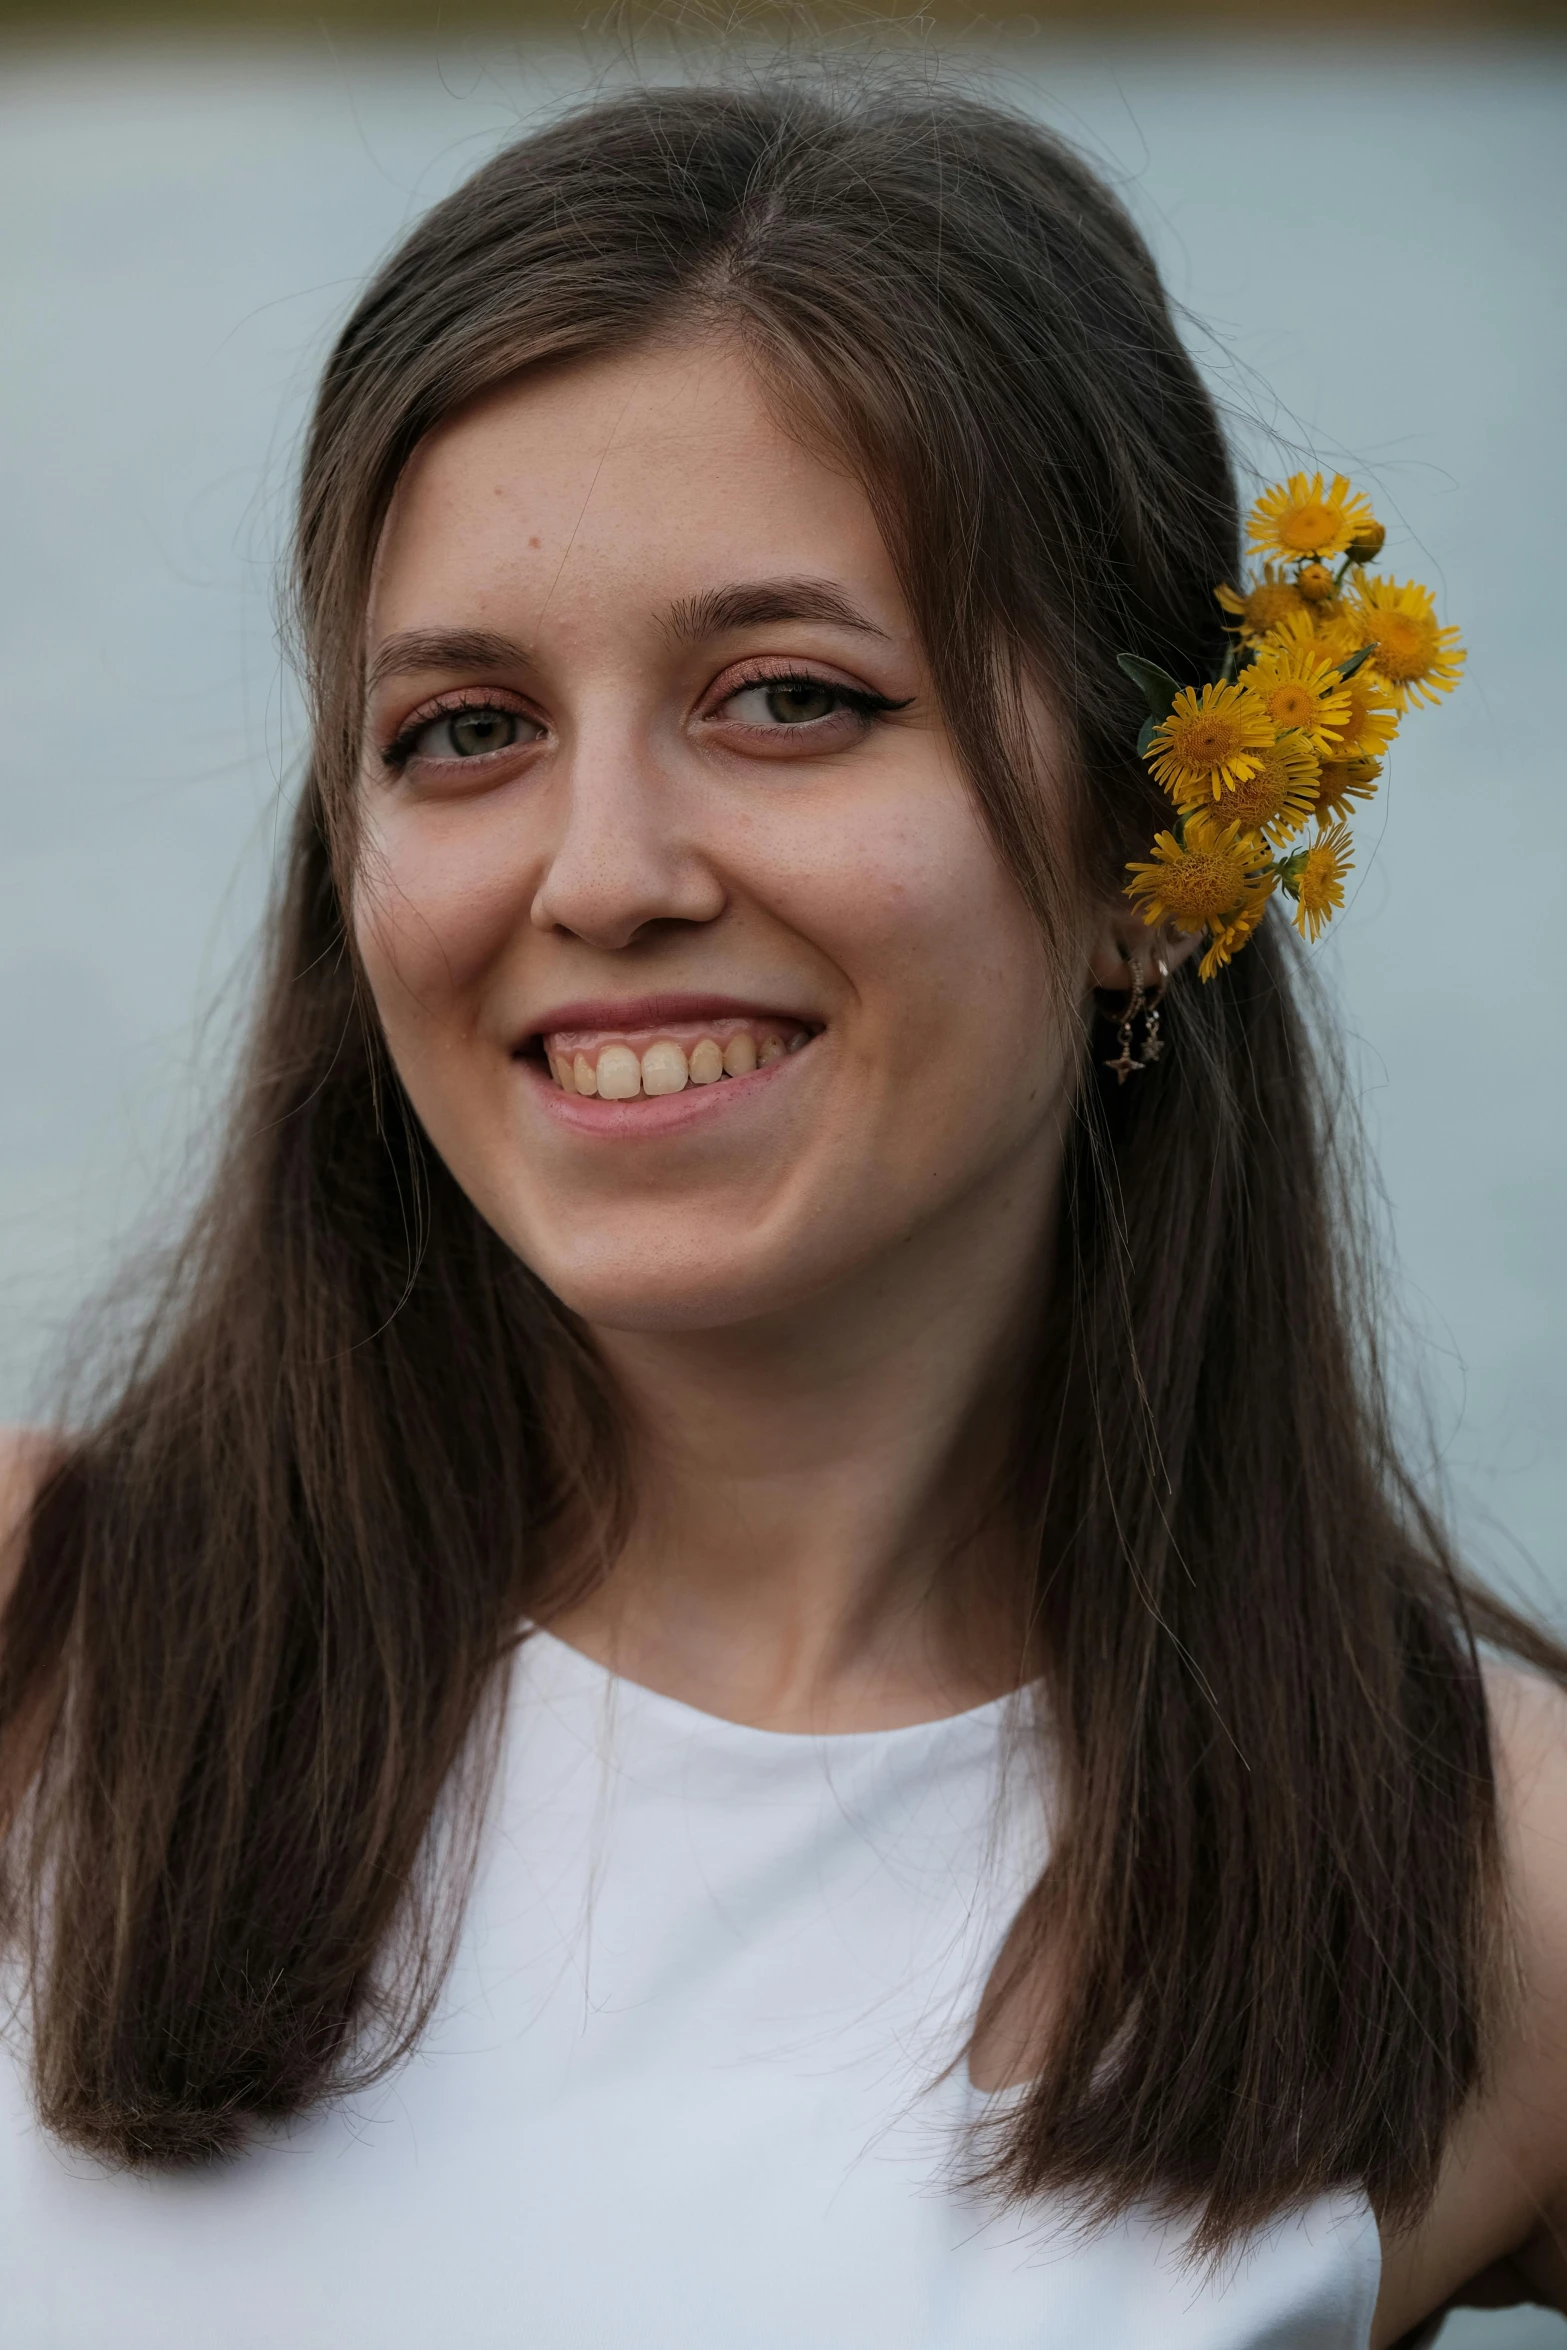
[1299,852,1340,913]
[1176,717,1245,767]
[1160,850,1249,922]
[1366,611,1435,679]
[1246,583,1301,630]
[1225,753,1291,828]
[1280,503,1337,551]
[1263,682,1317,727]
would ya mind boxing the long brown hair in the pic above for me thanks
[2,75,1557,2242]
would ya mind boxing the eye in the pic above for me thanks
[414,706,531,759]
[712,673,909,738]
[382,700,541,773]
[726,679,845,727]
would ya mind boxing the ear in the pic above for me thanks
[1085,906,1201,993]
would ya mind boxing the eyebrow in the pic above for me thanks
[365,577,890,692]
[664,578,890,643]
[366,628,529,693]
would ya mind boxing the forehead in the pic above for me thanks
[368,337,903,642]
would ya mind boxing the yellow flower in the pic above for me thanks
[1321,668,1400,764]
[1248,472,1378,564]
[1314,755,1382,823]
[1166,728,1319,845]
[1297,561,1337,603]
[1215,565,1307,643]
[1345,519,1385,562]
[1124,813,1268,937]
[1287,825,1353,941]
[1263,606,1359,667]
[1145,681,1275,803]
[1199,884,1275,981]
[1345,575,1465,709]
[1243,641,1353,758]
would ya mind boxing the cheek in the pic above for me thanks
[351,811,534,1027]
[768,789,1056,1087]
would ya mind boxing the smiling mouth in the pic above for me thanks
[527,1015,817,1100]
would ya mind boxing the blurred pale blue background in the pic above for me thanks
[0,25,1563,2343]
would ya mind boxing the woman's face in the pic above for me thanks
[356,338,1089,1334]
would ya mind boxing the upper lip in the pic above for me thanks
[519,992,821,1045]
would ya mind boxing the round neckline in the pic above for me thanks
[521,1621,1039,1750]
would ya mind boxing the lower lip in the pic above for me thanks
[516,1039,814,1137]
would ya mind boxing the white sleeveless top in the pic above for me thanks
[0,1627,1379,2347]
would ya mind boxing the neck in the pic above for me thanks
[546,1145,1058,1732]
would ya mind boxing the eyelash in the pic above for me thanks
[714,670,909,729]
[380,693,533,773]
[378,669,910,773]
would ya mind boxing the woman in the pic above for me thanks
[1,78,1564,2348]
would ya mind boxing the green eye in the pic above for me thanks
[764,682,837,724]
[442,708,519,757]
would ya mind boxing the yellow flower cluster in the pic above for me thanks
[1122,473,1463,977]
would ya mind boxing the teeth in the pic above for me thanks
[596,1044,642,1101]
[543,1021,811,1097]
[640,1041,689,1096]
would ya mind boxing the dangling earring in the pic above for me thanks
[1139,952,1169,1067]
[1104,951,1169,1083]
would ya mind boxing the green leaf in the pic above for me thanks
[1332,645,1374,683]
[1116,653,1185,726]
[1136,714,1160,759]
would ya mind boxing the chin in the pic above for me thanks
[530,1266,796,1338]
[504,1218,839,1338]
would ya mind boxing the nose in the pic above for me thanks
[528,725,727,951]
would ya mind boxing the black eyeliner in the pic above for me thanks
[380,698,530,772]
[727,671,913,718]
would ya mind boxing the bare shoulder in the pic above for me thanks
[0,1425,56,1604]
[0,1425,54,1526]
[1373,1662,1567,2345]
[1488,1663,1567,2053]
